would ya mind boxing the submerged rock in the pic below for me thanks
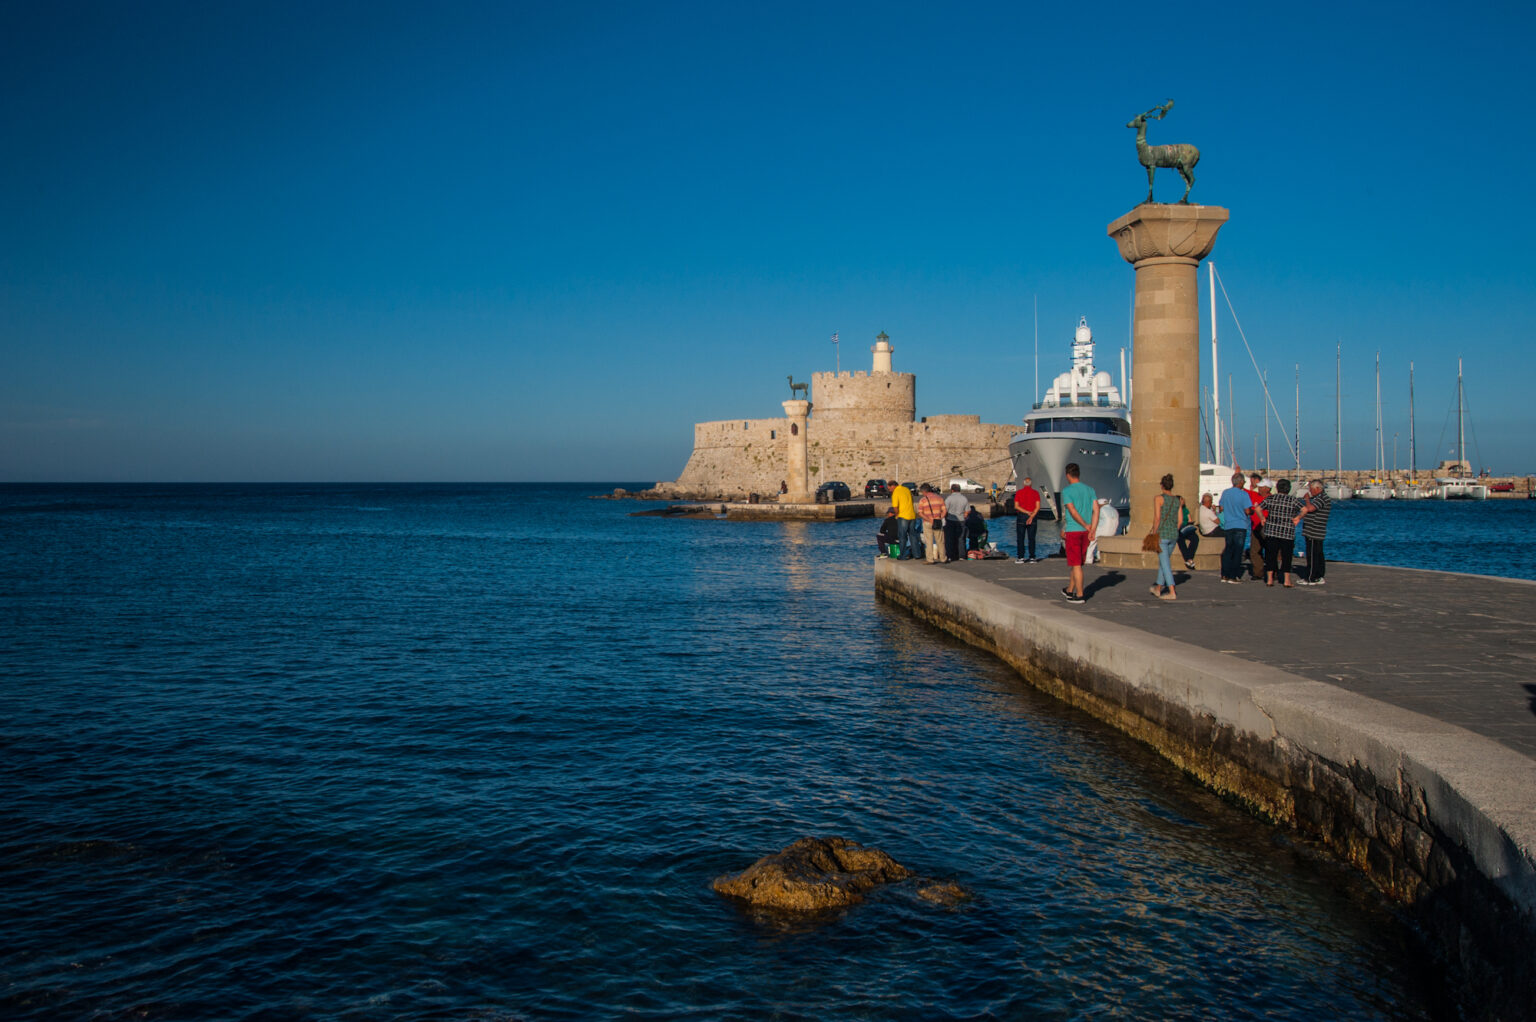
[712,836,913,912]
[915,881,972,908]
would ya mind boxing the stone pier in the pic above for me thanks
[874,555,1536,1016]
[1098,203,1228,569]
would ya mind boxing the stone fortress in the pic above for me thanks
[650,333,1015,500]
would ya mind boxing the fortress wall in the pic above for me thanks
[810,371,915,424]
[660,418,1015,497]
[807,420,1015,489]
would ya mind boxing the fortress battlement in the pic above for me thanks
[654,332,1011,499]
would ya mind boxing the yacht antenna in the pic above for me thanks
[1032,296,1038,403]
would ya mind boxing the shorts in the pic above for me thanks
[1063,530,1090,567]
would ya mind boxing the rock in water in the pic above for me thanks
[711,836,912,911]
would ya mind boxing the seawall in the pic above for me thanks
[874,557,1536,1016]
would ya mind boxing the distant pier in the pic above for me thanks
[875,557,1536,1015]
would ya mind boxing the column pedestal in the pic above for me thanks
[782,399,812,502]
[1097,203,1228,569]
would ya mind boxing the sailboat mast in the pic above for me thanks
[1334,342,1342,480]
[1409,361,1416,478]
[1457,357,1466,472]
[1228,375,1235,466]
[1210,262,1221,466]
[1294,364,1301,472]
[1263,369,1271,472]
[1374,351,1383,477]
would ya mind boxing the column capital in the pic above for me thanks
[1108,203,1229,266]
[781,399,811,418]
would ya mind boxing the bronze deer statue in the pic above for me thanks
[787,376,809,399]
[1127,100,1200,204]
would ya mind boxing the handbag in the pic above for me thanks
[1141,530,1159,552]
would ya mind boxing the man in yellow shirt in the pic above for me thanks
[889,481,916,560]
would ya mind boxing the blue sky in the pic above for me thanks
[4,1,1533,481]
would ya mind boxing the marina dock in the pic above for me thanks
[875,556,1536,1013]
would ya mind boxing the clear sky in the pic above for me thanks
[4,1,1533,482]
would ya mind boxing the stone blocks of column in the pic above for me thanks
[1107,204,1228,548]
[782,399,812,501]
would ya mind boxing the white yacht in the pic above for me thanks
[1009,318,1130,519]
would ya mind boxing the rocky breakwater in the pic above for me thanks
[712,836,968,913]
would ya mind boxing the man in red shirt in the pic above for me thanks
[1013,476,1041,563]
[1246,472,1267,580]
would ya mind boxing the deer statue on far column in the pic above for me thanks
[1127,100,1200,204]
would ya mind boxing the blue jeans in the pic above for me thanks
[1222,528,1249,579]
[1157,538,1177,588]
[1015,516,1037,559]
[896,518,917,559]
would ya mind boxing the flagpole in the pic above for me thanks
[832,332,839,374]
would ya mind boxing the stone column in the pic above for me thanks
[1096,203,1228,569]
[782,399,812,502]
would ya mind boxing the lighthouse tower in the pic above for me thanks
[871,331,894,373]
[810,330,916,424]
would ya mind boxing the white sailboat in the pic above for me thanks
[1435,358,1488,500]
[1357,352,1393,499]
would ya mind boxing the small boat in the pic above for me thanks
[1431,358,1488,501]
[1199,462,1235,503]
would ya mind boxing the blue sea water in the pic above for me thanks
[4,483,1507,1020]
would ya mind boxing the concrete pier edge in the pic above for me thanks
[874,557,1536,1012]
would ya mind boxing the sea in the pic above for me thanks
[3,483,1530,1021]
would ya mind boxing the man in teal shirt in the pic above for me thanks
[1058,462,1096,604]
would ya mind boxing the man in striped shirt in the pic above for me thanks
[1293,479,1332,585]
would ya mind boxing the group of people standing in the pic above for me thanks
[1216,471,1332,587]
[883,465,1333,603]
[880,482,988,563]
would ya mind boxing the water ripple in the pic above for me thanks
[0,484,1447,1019]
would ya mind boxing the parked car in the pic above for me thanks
[949,477,985,493]
[864,479,891,498]
[816,481,851,502]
